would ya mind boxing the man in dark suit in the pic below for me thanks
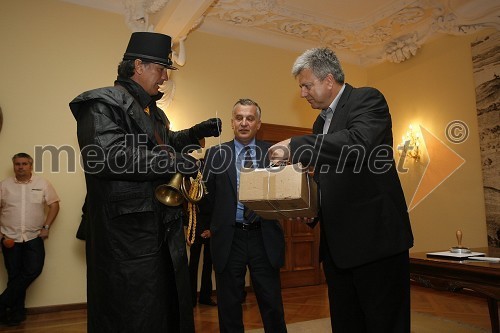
[269,48,414,333]
[203,99,287,333]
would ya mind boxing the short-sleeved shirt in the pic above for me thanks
[0,175,60,242]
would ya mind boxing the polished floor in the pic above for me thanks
[0,284,493,332]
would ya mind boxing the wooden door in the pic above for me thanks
[256,123,322,288]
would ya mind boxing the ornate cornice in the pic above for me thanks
[122,0,170,31]
[197,0,500,65]
[63,0,500,66]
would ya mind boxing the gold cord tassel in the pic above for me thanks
[186,171,203,244]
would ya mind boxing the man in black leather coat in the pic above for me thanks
[70,32,221,333]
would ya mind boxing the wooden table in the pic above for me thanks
[410,247,500,333]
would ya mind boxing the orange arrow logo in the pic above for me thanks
[408,125,465,211]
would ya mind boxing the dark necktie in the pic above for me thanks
[320,107,333,134]
[239,147,259,224]
[242,146,254,169]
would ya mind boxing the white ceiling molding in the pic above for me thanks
[197,0,500,65]
[122,0,170,31]
[62,0,500,66]
[151,0,214,40]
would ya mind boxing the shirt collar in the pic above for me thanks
[14,174,33,184]
[320,84,346,120]
[234,138,256,157]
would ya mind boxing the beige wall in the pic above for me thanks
[0,0,489,308]
[0,0,130,307]
[169,31,367,148]
[367,33,489,252]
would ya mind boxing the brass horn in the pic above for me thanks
[155,172,207,207]
[155,173,185,207]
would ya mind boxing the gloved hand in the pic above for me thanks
[190,118,222,140]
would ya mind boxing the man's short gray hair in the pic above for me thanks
[232,98,262,119]
[291,47,345,84]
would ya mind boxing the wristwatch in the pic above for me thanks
[42,225,50,230]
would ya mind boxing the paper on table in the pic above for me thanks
[426,251,485,259]
[467,256,500,263]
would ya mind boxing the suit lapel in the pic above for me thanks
[255,141,267,168]
[326,83,353,133]
[312,116,324,135]
[226,141,238,196]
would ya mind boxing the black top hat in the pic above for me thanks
[123,32,177,70]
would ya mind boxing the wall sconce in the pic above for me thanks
[397,124,421,161]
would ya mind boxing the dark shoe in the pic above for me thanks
[5,318,21,327]
[0,307,13,326]
[199,298,217,306]
[0,313,8,326]
[5,310,26,326]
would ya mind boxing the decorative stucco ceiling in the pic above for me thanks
[63,0,500,66]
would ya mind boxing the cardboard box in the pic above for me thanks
[239,163,318,219]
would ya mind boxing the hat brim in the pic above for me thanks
[124,53,178,70]
[154,62,177,71]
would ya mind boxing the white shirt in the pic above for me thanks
[0,175,60,242]
[321,84,346,134]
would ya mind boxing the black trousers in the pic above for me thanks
[215,227,287,333]
[188,237,214,303]
[322,247,411,333]
[0,237,45,315]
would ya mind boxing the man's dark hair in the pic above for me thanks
[117,60,136,78]
[12,152,33,164]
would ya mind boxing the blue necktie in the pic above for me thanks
[239,147,259,224]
